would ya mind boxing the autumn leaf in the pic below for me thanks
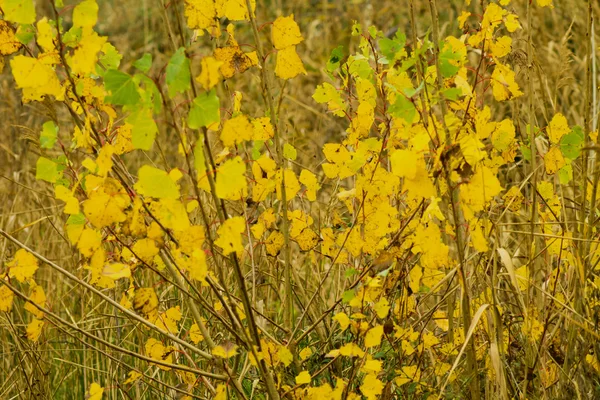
[7,249,39,283]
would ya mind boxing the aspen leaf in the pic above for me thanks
[24,284,45,318]
[166,47,191,97]
[36,157,62,183]
[215,216,245,255]
[133,288,159,320]
[275,46,306,80]
[220,114,252,148]
[548,113,570,145]
[215,156,248,200]
[133,53,152,73]
[0,20,23,55]
[1,0,36,24]
[145,338,175,369]
[40,121,58,149]
[102,263,131,280]
[196,56,223,90]
[333,312,350,331]
[338,342,365,358]
[26,318,44,342]
[155,306,182,334]
[123,371,142,385]
[104,69,140,106]
[272,15,304,50]
[184,0,217,31]
[277,345,293,366]
[491,63,523,101]
[214,46,258,79]
[265,230,284,256]
[295,371,311,385]
[251,117,274,140]
[365,325,384,348]
[73,0,98,29]
[213,342,238,359]
[390,149,418,179]
[299,347,313,360]
[127,107,157,150]
[544,146,564,175]
[135,165,181,199]
[361,374,384,400]
[299,169,319,201]
[0,285,15,312]
[8,249,39,282]
[189,90,220,129]
[189,323,204,344]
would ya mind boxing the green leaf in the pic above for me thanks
[347,55,372,79]
[104,69,140,106]
[97,42,122,73]
[388,94,415,124]
[2,0,36,24]
[36,157,61,183]
[439,42,462,78]
[134,165,180,199]
[127,107,157,150]
[342,289,355,304]
[15,24,35,44]
[136,74,162,113]
[378,32,406,63]
[188,90,220,129]
[40,121,58,149]
[283,143,297,160]
[326,45,345,73]
[62,25,82,47]
[133,53,152,74]
[166,47,190,98]
[442,87,462,101]
[520,145,532,162]
[558,164,573,185]
[560,125,584,160]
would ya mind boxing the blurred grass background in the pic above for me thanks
[1,0,598,398]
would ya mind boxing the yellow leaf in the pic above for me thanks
[338,342,365,358]
[536,0,553,7]
[123,371,142,384]
[83,177,131,228]
[333,312,350,330]
[24,284,46,318]
[133,288,159,321]
[69,30,107,76]
[275,46,306,80]
[214,45,257,79]
[544,146,565,175]
[196,56,223,90]
[1,0,36,24]
[10,55,64,102]
[276,168,300,201]
[184,0,217,32]
[155,306,182,334]
[272,15,304,50]
[251,117,274,140]
[135,165,181,199]
[26,318,44,342]
[220,114,252,148]
[365,325,384,348]
[361,373,383,400]
[215,156,248,200]
[265,230,284,256]
[73,0,99,29]
[144,338,175,370]
[102,263,131,280]
[86,382,104,400]
[547,113,570,145]
[213,342,238,359]
[189,323,204,344]
[299,169,320,201]
[491,63,523,101]
[295,371,311,385]
[215,216,246,256]
[277,345,293,366]
[299,347,313,361]
[7,249,39,282]
[0,20,23,55]
[373,298,390,319]
[0,285,15,312]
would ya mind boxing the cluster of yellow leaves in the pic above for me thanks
[272,15,306,80]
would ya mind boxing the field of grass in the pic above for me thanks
[1,0,600,399]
